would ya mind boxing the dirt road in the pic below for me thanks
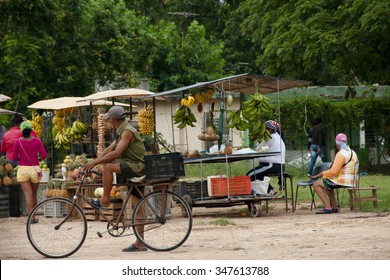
[1,204,389,260]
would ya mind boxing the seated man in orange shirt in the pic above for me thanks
[312,133,359,214]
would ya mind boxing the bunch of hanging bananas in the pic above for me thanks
[240,92,272,142]
[181,96,195,107]
[241,92,271,122]
[52,110,66,134]
[30,111,43,138]
[173,106,197,129]
[54,126,72,150]
[65,107,77,115]
[70,120,89,142]
[248,121,272,142]
[194,90,213,103]
[138,105,154,135]
[226,110,251,131]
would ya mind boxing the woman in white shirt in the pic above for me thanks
[246,120,286,195]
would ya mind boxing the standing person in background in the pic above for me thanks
[12,121,47,218]
[307,117,327,176]
[1,114,36,167]
[246,120,286,195]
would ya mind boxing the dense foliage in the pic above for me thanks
[1,0,389,128]
[239,0,390,85]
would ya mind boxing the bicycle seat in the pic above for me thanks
[130,175,146,183]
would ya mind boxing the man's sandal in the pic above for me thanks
[315,208,333,214]
[86,197,110,211]
[122,244,147,252]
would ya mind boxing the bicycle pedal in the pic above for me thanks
[97,232,103,238]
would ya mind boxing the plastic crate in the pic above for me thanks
[44,200,67,217]
[175,180,209,199]
[210,176,251,197]
[8,185,21,217]
[0,187,9,218]
[145,152,185,181]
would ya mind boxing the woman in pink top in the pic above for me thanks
[12,121,48,218]
[1,114,37,167]
[312,133,359,214]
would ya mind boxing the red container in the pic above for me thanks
[210,176,251,197]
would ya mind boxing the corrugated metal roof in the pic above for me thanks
[154,73,310,97]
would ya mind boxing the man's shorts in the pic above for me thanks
[323,178,348,191]
[117,161,144,199]
[17,166,41,184]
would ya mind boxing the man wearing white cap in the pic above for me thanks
[312,133,359,214]
[81,106,147,251]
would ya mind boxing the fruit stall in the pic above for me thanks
[0,158,22,218]
[152,73,309,216]
[20,90,158,217]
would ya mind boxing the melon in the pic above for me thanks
[227,94,233,106]
[94,187,104,198]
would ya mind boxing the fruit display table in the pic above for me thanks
[181,152,294,217]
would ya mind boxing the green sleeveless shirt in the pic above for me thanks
[115,121,146,176]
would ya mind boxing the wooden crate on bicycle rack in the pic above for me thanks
[99,200,123,221]
[83,200,123,221]
[83,206,99,221]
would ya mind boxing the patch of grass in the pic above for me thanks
[185,160,254,178]
[210,217,236,226]
[184,162,390,213]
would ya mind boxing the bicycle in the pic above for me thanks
[26,171,193,258]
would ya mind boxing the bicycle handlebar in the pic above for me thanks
[79,168,102,178]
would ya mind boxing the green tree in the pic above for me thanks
[0,0,95,112]
[143,20,225,92]
[238,0,390,85]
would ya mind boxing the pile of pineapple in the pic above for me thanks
[54,153,89,182]
[0,158,18,187]
[45,180,67,198]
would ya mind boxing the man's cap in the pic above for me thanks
[335,133,347,143]
[20,121,32,131]
[103,106,126,120]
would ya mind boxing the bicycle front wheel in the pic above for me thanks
[132,190,192,251]
[26,197,88,258]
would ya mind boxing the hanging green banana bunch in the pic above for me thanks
[173,106,197,129]
[226,110,250,131]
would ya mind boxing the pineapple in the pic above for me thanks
[46,180,59,198]
[45,184,52,198]
[60,182,67,198]
[4,162,13,173]
[0,165,5,178]
[2,176,12,187]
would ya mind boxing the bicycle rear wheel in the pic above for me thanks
[132,190,192,251]
[26,197,88,258]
